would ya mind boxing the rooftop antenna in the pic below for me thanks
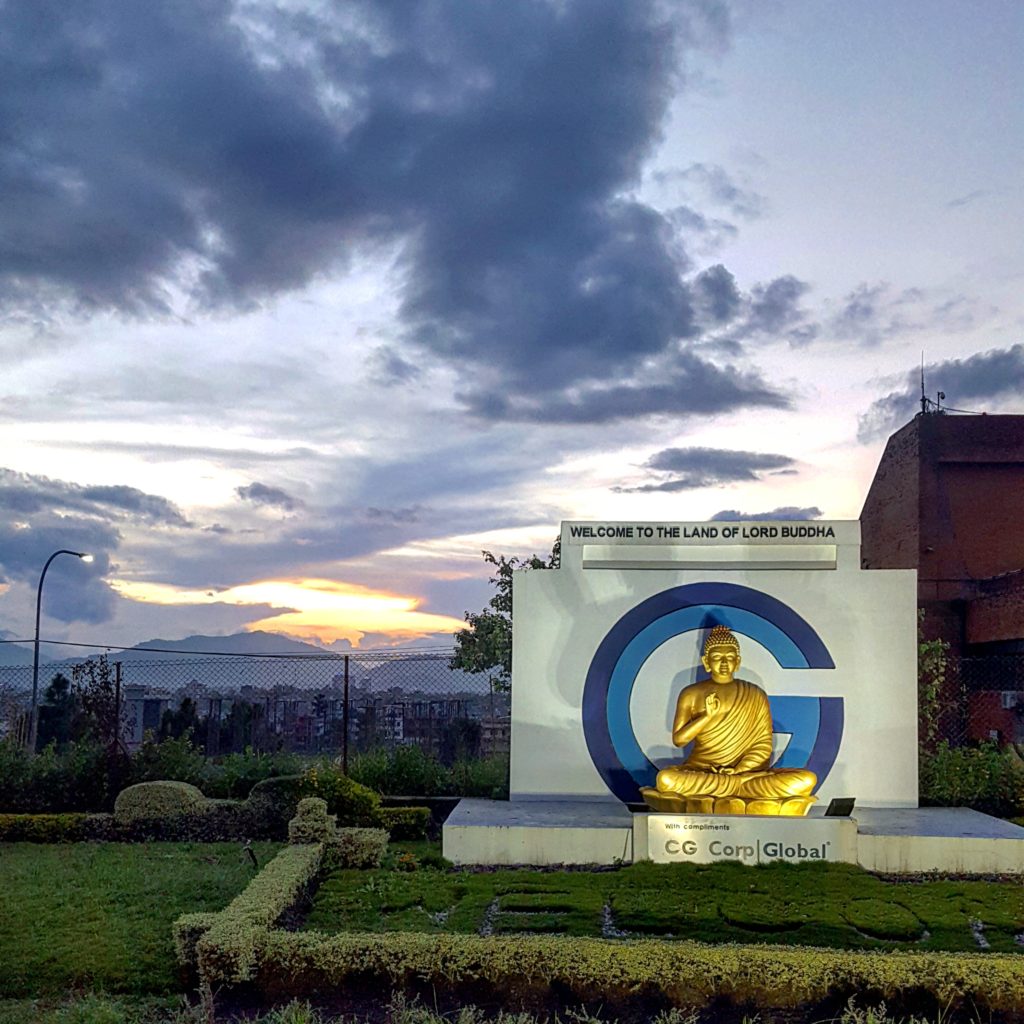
[920,353,927,414]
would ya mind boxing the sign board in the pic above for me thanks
[510,520,918,808]
[643,813,857,865]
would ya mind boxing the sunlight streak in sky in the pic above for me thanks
[109,577,465,646]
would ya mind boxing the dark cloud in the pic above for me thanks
[460,352,788,425]
[710,506,822,521]
[615,446,796,492]
[236,482,303,512]
[0,520,116,624]
[830,282,980,347]
[687,272,816,348]
[364,507,421,525]
[663,206,738,252]
[693,264,742,324]
[747,276,813,338]
[0,0,802,425]
[858,344,1024,442]
[0,467,192,624]
[0,468,190,526]
[366,346,421,386]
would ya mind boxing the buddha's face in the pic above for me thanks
[702,644,740,683]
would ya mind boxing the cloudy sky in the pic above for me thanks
[2,0,1022,654]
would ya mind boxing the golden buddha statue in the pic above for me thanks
[640,625,817,816]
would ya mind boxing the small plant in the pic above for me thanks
[394,851,419,872]
[919,740,1024,816]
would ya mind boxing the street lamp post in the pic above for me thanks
[28,549,93,751]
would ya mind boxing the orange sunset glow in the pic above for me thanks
[110,577,465,646]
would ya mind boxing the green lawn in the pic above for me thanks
[306,857,1024,953]
[0,842,281,998]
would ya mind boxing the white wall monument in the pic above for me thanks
[509,520,918,810]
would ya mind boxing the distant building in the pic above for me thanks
[403,699,468,754]
[861,412,1024,652]
[861,412,1024,744]
[479,714,511,757]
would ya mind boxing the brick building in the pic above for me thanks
[861,412,1024,743]
[861,412,1024,653]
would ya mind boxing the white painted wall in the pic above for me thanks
[510,520,918,808]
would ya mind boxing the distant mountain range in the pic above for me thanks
[0,641,38,667]
[0,631,343,668]
[121,630,336,660]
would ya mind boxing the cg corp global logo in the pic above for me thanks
[581,582,843,804]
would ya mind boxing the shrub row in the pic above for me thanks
[255,932,1024,1013]
[919,741,1024,817]
[184,911,1024,1016]
[1,734,509,814]
[181,843,324,983]
[348,745,509,799]
[0,770,429,843]
[0,736,305,812]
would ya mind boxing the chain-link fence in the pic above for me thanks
[5,649,1022,759]
[929,654,1024,750]
[0,651,510,764]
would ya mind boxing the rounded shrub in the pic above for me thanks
[303,764,381,826]
[247,767,382,839]
[113,780,207,823]
[246,775,307,837]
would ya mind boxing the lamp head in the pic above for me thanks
[78,553,94,563]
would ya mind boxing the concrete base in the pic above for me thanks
[854,806,1024,874]
[442,799,1024,874]
[443,798,633,865]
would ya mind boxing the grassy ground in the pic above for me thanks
[306,855,1024,953]
[0,842,281,998]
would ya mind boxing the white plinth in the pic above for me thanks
[441,799,1024,874]
[854,807,1024,874]
[443,798,633,866]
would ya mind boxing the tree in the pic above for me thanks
[37,673,79,748]
[71,656,123,747]
[918,610,951,754]
[450,539,559,691]
[159,697,202,742]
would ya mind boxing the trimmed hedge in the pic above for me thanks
[0,766,418,843]
[192,843,324,983]
[114,780,207,822]
[0,807,255,843]
[378,805,430,840]
[245,932,1024,1013]
[248,771,382,838]
[183,905,1024,1016]
[324,828,388,870]
[0,812,114,842]
[289,798,337,844]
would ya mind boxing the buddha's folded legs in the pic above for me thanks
[735,769,815,798]
[655,766,816,799]
[655,766,744,798]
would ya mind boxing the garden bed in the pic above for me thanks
[305,855,1024,952]
[179,840,1024,1021]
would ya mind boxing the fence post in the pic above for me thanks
[342,655,350,774]
[114,660,122,750]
